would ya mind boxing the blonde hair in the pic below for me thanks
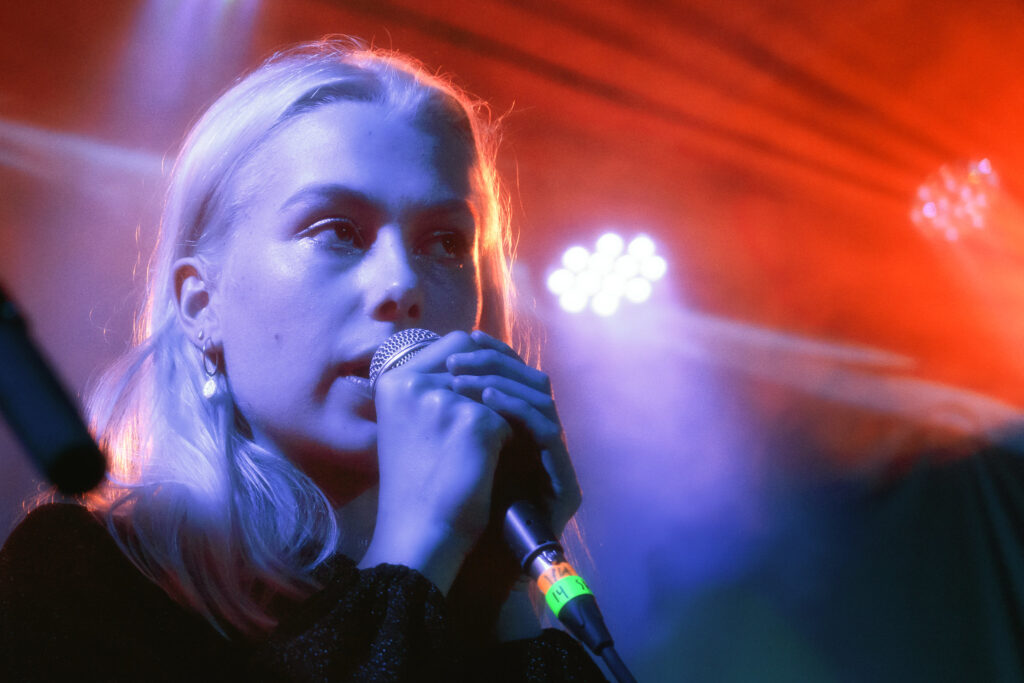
[85,38,516,635]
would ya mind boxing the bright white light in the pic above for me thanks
[550,232,666,315]
[601,272,627,297]
[978,158,992,174]
[562,246,590,272]
[546,269,574,295]
[614,254,639,278]
[922,202,937,218]
[588,251,614,274]
[577,270,602,295]
[624,277,652,303]
[596,232,624,256]
[591,291,620,316]
[628,235,655,259]
[559,290,588,313]
[640,255,667,281]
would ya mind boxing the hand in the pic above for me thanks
[361,331,512,594]
[447,330,582,540]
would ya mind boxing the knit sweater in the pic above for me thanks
[0,504,606,682]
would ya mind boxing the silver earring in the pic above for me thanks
[201,338,220,399]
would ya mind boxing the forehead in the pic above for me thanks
[235,100,474,209]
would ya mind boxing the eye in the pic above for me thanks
[306,217,365,251]
[419,230,470,261]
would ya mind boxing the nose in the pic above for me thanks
[364,227,423,323]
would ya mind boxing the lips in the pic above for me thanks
[314,345,381,401]
[334,344,385,397]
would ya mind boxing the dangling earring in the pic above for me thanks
[201,337,221,399]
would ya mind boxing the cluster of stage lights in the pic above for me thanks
[910,158,998,241]
[546,233,667,315]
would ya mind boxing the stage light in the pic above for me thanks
[596,232,624,256]
[614,254,639,278]
[549,232,667,314]
[628,235,655,259]
[910,158,999,241]
[562,245,590,272]
[591,291,620,316]
[589,250,614,274]
[624,277,653,303]
[560,290,588,313]
[547,268,575,295]
[640,255,667,281]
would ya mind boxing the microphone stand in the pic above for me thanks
[0,283,106,494]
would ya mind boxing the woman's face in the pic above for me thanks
[210,100,480,503]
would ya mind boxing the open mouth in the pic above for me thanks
[336,357,374,394]
[348,360,371,380]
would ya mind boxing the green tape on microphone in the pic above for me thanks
[543,575,595,617]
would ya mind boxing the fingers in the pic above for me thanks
[478,386,560,448]
[480,386,581,535]
[447,334,551,395]
[451,374,555,418]
[398,330,479,375]
[469,329,520,359]
[378,328,581,536]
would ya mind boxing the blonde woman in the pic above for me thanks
[0,39,601,681]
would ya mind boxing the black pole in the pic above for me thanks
[0,283,106,494]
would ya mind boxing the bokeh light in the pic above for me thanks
[910,158,999,241]
[547,232,667,314]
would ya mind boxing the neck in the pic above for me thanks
[334,485,379,562]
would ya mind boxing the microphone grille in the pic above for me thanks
[368,328,441,391]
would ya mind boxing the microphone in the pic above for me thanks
[0,284,106,494]
[369,329,635,683]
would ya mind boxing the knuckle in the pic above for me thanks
[422,387,452,412]
[374,371,401,398]
[453,399,485,423]
[443,329,474,350]
[391,372,430,395]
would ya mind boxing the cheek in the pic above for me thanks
[217,255,320,390]
[422,266,480,331]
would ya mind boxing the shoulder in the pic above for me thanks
[0,504,240,679]
[0,503,123,590]
[2,502,108,550]
[0,502,158,625]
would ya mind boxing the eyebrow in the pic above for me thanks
[279,184,376,214]
[279,183,476,228]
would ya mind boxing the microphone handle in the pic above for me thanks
[503,501,612,651]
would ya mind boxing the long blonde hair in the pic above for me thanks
[85,38,516,635]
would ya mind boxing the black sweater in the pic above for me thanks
[0,504,606,682]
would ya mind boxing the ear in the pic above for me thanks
[173,257,219,347]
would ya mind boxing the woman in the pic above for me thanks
[0,39,603,681]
